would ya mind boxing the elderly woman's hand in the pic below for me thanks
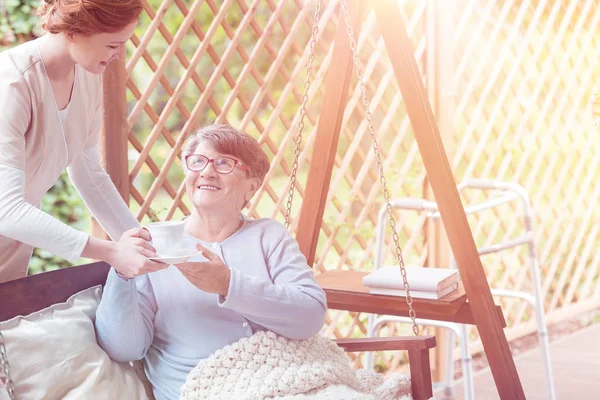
[176,244,231,296]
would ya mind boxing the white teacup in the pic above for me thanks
[145,220,186,258]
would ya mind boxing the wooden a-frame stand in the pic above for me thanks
[294,1,526,398]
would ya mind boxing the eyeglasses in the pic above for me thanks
[185,154,248,174]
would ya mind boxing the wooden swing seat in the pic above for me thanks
[317,269,506,326]
[0,263,437,400]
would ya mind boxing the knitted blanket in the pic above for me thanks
[180,331,413,400]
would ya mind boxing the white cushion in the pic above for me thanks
[0,285,151,400]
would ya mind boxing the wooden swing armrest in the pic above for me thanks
[335,336,436,400]
[334,335,436,352]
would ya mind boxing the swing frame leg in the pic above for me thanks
[408,349,434,400]
[336,336,436,400]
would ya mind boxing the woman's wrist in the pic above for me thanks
[218,269,231,297]
[81,236,118,264]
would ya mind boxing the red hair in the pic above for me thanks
[37,0,143,35]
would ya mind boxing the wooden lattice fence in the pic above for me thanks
[100,0,600,373]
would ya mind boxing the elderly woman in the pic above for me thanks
[95,124,327,400]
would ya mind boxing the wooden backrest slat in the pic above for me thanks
[0,262,110,321]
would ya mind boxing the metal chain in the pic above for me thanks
[340,0,419,335]
[284,0,322,229]
[0,329,16,399]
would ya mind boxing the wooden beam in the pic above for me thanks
[100,60,130,201]
[373,1,525,398]
[425,0,456,383]
[295,0,368,266]
[93,60,130,238]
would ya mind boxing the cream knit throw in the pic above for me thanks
[180,331,414,400]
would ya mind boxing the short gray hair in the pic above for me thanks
[181,124,270,184]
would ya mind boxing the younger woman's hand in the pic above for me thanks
[109,227,167,279]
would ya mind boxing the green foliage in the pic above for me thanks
[147,207,167,223]
[0,0,38,50]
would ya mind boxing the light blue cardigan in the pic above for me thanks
[95,217,327,400]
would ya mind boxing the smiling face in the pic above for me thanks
[185,142,260,214]
[67,20,137,74]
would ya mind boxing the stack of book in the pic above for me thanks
[362,265,461,299]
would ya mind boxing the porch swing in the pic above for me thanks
[287,0,524,399]
[0,1,525,399]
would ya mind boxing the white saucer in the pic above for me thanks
[149,250,205,265]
